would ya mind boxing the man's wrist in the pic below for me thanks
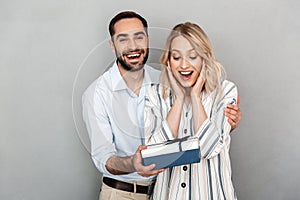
[129,155,136,172]
[106,155,135,175]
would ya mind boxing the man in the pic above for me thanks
[82,11,241,200]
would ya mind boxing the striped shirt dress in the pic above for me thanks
[144,80,238,200]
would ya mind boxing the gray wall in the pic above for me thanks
[1,0,300,199]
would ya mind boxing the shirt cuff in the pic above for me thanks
[162,120,174,140]
[195,118,210,137]
[92,152,115,176]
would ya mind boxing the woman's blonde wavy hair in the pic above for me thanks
[160,22,226,101]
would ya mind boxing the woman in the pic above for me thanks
[144,22,238,199]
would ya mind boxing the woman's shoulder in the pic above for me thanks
[149,83,166,95]
[146,83,163,100]
[145,84,170,107]
[222,80,237,91]
[221,80,238,101]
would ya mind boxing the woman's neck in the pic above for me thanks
[184,88,191,106]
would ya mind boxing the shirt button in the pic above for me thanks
[184,129,187,134]
[181,183,186,188]
[183,166,188,171]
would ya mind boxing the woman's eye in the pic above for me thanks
[190,55,198,60]
[172,56,180,61]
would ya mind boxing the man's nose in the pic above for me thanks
[128,38,137,50]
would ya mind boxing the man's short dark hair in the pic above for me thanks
[109,11,148,38]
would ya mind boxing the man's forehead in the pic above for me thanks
[113,18,146,37]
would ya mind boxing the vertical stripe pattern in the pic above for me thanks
[144,80,238,200]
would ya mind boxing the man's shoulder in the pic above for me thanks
[83,68,113,98]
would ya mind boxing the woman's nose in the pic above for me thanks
[181,58,189,69]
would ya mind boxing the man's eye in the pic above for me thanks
[136,36,144,40]
[119,38,128,42]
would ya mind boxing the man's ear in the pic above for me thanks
[109,39,115,53]
[147,37,150,48]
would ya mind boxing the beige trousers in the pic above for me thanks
[99,180,153,200]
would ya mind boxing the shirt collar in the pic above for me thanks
[111,61,127,91]
[143,65,155,86]
[111,61,156,91]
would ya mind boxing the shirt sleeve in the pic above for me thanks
[144,84,174,145]
[82,81,116,175]
[195,81,238,159]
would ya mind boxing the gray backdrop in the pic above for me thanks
[1,0,300,199]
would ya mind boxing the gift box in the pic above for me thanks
[141,136,201,170]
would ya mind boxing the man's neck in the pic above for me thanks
[118,65,145,96]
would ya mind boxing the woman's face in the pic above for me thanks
[169,35,203,88]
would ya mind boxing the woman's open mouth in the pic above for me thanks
[179,71,193,80]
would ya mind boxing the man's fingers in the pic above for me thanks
[226,104,239,111]
[135,162,155,173]
[135,145,166,177]
[225,108,238,116]
[138,145,147,151]
[138,168,165,177]
[143,163,156,171]
[226,97,241,131]
[226,113,238,122]
[228,118,237,129]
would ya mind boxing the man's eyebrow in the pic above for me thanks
[115,31,146,40]
[134,31,146,36]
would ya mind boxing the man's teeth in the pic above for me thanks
[180,71,192,75]
[127,54,140,58]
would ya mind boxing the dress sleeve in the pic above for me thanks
[144,84,174,145]
[195,80,238,159]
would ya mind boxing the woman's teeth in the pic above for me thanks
[180,71,193,76]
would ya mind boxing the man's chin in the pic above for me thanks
[118,59,144,72]
[125,62,144,72]
[130,64,144,72]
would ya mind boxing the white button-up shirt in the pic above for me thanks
[82,62,160,182]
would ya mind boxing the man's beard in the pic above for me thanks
[117,49,149,72]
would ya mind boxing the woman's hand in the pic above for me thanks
[190,63,207,132]
[166,62,185,102]
[191,63,206,98]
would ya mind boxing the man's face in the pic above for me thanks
[110,18,149,72]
